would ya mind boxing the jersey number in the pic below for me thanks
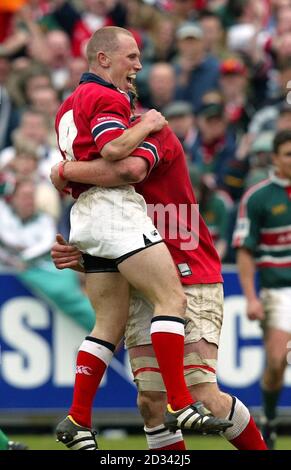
[58,110,77,161]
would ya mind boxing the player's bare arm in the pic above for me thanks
[236,247,265,321]
[100,109,167,161]
[50,156,148,191]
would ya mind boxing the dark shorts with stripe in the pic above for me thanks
[82,239,163,273]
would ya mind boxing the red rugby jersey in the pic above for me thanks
[133,125,223,285]
[55,72,131,199]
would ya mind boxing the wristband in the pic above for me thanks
[58,160,69,181]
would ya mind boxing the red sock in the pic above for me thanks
[150,317,194,410]
[69,337,114,428]
[231,416,267,450]
[156,441,186,450]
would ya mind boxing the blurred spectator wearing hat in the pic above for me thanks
[162,100,197,158]
[245,131,274,188]
[220,57,255,136]
[173,21,221,111]
[190,96,237,192]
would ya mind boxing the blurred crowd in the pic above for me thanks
[1,0,291,264]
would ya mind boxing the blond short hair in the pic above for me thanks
[86,26,133,65]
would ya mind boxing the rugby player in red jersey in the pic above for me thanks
[51,121,267,450]
[54,26,230,449]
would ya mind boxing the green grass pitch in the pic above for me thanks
[10,434,290,450]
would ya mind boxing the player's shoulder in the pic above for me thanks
[80,82,128,103]
[241,178,272,206]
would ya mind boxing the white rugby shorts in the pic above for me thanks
[69,185,162,259]
[260,287,291,334]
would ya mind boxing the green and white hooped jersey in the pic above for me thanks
[233,173,291,288]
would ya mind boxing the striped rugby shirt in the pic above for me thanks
[233,173,291,288]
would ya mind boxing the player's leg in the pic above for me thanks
[119,243,195,411]
[128,284,266,450]
[181,282,267,450]
[68,271,129,424]
[261,328,291,449]
[260,287,291,449]
[186,366,267,450]
[125,285,231,440]
[56,260,130,450]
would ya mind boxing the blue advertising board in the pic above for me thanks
[0,269,291,414]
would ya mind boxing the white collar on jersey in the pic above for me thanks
[270,170,291,187]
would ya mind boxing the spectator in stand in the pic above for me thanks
[249,60,291,136]
[0,55,20,151]
[173,21,221,112]
[163,100,197,159]
[0,3,46,59]
[139,62,176,111]
[0,109,60,180]
[0,177,95,333]
[169,0,198,23]
[244,131,274,188]
[199,9,226,58]
[219,57,254,136]
[40,30,72,92]
[62,56,88,99]
[277,102,291,131]
[40,0,126,57]
[0,0,26,43]
[191,99,236,190]
[146,14,177,63]
[1,140,60,220]
[9,64,52,109]
[30,86,61,144]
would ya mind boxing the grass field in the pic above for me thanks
[10,434,290,450]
